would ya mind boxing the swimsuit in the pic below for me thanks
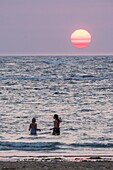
[53,128,60,135]
[30,128,37,135]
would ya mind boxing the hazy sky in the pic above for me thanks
[0,0,113,55]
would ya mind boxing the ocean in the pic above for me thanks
[0,55,113,160]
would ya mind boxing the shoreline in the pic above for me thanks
[1,150,113,162]
[1,152,113,169]
[0,155,113,162]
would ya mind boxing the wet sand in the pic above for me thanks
[0,160,113,170]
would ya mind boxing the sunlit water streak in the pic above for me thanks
[0,55,113,159]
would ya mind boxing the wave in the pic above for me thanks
[0,141,63,151]
[1,141,113,151]
[0,75,59,81]
[64,75,104,81]
[70,142,113,148]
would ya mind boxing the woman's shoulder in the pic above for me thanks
[30,122,37,127]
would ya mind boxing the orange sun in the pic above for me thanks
[70,29,91,48]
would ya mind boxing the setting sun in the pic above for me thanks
[70,29,91,48]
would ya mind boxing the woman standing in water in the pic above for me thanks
[29,118,41,135]
[51,114,62,135]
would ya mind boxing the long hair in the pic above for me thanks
[54,114,61,123]
[32,117,36,123]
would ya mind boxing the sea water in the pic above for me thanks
[0,55,113,160]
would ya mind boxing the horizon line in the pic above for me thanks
[0,54,113,57]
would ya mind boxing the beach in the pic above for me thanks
[0,159,113,170]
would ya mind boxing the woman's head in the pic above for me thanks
[32,117,36,123]
[54,114,58,120]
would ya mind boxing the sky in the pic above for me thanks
[0,0,113,56]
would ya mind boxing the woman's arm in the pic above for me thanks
[29,124,31,131]
[36,123,41,131]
